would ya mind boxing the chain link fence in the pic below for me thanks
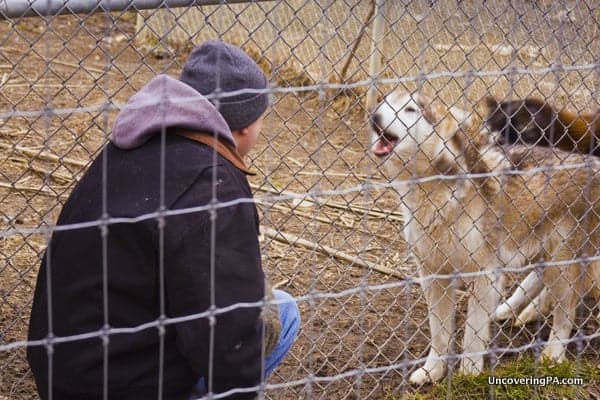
[0,0,599,399]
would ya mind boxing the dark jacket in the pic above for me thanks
[27,75,265,400]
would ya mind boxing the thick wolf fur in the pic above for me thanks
[485,96,600,156]
[369,91,600,385]
[486,96,600,325]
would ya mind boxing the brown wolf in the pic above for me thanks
[485,96,600,155]
[486,97,600,324]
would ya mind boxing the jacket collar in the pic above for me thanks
[176,130,255,176]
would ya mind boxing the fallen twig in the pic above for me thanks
[257,201,337,226]
[285,156,304,168]
[0,142,89,168]
[272,279,291,289]
[2,46,109,75]
[262,226,405,279]
[250,183,403,222]
[306,198,403,221]
[295,170,371,180]
[0,181,65,198]
[3,83,91,89]
[258,201,401,241]
[8,157,75,184]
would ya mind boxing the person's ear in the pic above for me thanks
[231,127,248,137]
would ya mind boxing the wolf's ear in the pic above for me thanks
[522,97,548,114]
[485,96,511,133]
[449,106,472,129]
[414,93,440,125]
[485,96,499,110]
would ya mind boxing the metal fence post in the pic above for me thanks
[366,0,387,113]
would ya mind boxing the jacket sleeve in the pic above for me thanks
[163,163,265,399]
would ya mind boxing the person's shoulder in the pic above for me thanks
[167,134,225,166]
[168,135,250,178]
[162,135,252,198]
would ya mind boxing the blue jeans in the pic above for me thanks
[191,289,300,397]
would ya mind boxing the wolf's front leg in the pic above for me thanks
[541,272,577,362]
[409,277,456,385]
[494,270,544,321]
[461,272,503,375]
[514,287,551,326]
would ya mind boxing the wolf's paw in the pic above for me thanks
[493,302,516,321]
[541,346,566,363]
[409,364,445,385]
[514,303,541,327]
[459,358,484,376]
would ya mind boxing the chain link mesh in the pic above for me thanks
[0,0,599,399]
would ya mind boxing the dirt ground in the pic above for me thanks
[0,6,598,400]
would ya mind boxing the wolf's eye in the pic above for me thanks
[405,106,416,113]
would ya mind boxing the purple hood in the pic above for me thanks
[111,74,235,149]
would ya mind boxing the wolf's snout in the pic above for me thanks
[370,113,384,134]
[370,112,398,157]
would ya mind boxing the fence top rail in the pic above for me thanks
[0,0,275,19]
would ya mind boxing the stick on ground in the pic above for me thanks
[262,226,404,280]
[0,142,89,168]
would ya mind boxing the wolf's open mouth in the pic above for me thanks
[373,132,398,157]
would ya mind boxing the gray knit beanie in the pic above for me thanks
[180,40,269,131]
